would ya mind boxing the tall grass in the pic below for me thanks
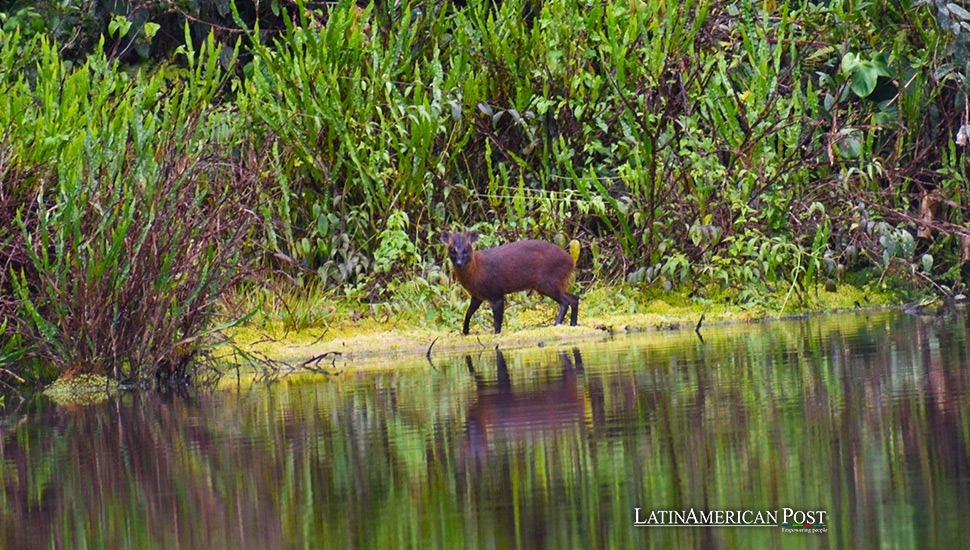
[0,31,260,383]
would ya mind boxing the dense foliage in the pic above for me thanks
[1,0,969,383]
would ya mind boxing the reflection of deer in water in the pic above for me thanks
[463,348,586,460]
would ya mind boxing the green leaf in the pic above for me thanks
[873,111,895,125]
[143,22,160,41]
[841,52,861,73]
[108,15,131,39]
[850,67,879,98]
[870,53,891,77]
[689,225,703,246]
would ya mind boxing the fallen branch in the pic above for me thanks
[300,351,342,370]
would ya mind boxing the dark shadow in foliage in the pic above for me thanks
[0,0,287,63]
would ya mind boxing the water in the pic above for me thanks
[3,310,969,548]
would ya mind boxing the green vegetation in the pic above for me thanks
[1,0,968,387]
[42,374,118,405]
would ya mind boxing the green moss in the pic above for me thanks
[224,282,904,367]
[33,282,907,390]
[43,374,119,405]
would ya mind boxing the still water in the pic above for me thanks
[2,310,969,548]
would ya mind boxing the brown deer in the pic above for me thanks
[440,230,579,334]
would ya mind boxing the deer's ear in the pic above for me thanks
[466,230,479,244]
[439,231,452,245]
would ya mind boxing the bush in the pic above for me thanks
[0,30,260,383]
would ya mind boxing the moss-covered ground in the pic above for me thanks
[225,282,901,369]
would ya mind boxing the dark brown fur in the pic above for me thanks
[441,230,579,334]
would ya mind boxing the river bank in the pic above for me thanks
[226,282,903,368]
[39,281,918,403]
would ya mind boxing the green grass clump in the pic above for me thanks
[0,32,260,384]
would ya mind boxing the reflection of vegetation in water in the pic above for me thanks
[2,311,969,548]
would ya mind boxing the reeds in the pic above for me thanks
[1,31,260,382]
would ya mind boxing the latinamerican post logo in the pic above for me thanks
[634,508,827,533]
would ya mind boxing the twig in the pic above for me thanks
[695,304,710,343]
[302,328,330,347]
[425,337,439,369]
[0,368,25,384]
[300,351,342,369]
[912,267,952,297]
